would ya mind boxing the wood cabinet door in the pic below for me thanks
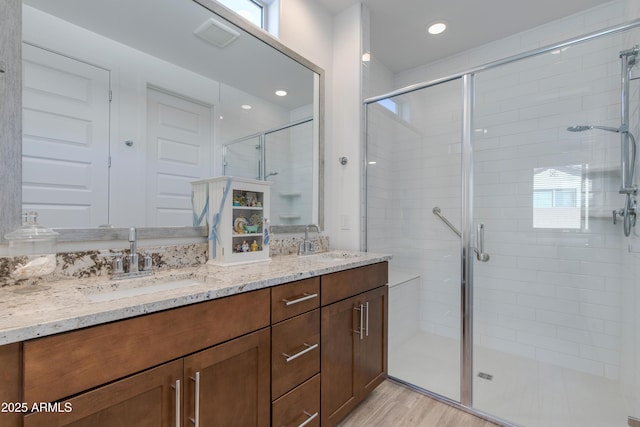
[357,286,388,396]
[0,343,22,427]
[320,286,388,427]
[320,294,359,426]
[23,359,183,427]
[183,328,270,427]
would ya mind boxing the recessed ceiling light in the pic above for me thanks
[362,52,371,62]
[427,21,447,35]
[241,104,252,110]
[275,90,287,97]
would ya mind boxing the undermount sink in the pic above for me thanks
[81,277,203,302]
[301,251,363,261]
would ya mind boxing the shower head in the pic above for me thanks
[566,125,621,133]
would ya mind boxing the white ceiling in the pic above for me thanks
[23,0,315,110]
[313,0,616,73]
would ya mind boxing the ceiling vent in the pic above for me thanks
[194,18,240,48]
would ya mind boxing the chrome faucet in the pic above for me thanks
[99,227,156,280]
[128,227,139,273]
[299,224,321,255]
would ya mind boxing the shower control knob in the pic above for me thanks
[613,209,622,224]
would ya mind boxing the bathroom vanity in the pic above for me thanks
[0,252,389,427]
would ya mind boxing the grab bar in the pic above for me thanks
[432,207,490,262]
[432,207,461,238]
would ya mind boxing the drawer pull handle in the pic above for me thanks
[282,292,318,306]
[353,304,364,340]
[189,372,201,427]
[298,411,319,427]
[365,301,370,337]
[283,343,319,362]
[172,379,180,427]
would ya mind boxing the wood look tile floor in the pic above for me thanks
[339,380,501,427]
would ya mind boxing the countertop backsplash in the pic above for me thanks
[0,235,330,286]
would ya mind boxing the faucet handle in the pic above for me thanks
[142,249,165,271]
[98,252,124,274]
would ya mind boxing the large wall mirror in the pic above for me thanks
[13,0,323,241]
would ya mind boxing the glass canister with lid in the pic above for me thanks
[4,211,59,285]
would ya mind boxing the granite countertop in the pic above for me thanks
[0,251,391,345]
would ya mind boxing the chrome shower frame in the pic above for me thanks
[363,16,640,427]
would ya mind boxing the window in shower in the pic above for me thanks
[215,0,267,28]
[376,95,412,122]
[377,98,398,114]
[533,165,582,229]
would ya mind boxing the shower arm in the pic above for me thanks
[432,207,490,262]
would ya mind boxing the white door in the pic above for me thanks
[146,88,213,226]
[22,44,110,228]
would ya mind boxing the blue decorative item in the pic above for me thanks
[263,218,270,245]
[209,176,233,258]
[191,192,209,227]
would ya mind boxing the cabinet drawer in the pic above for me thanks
[272,309,320,399]
[272,374,320,427]
[321,262,388,306]
[272,277,320,323]
[24,288,270,404]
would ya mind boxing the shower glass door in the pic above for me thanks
[223,136,261,178]
[472,31,640,427]
[366,79,463,401]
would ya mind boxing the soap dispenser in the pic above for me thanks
[4,211,59,290]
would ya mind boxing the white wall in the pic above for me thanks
[279,0,364,249]
[327,4,365,250]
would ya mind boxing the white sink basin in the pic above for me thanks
[302,251,363,261]
[81,278,203,302]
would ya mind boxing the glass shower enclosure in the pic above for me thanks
[365,22,640,427]
[223,118,314,225]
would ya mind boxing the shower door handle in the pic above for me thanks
[475,223,490,262]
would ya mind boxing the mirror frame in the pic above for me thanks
[4,0,324,242]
